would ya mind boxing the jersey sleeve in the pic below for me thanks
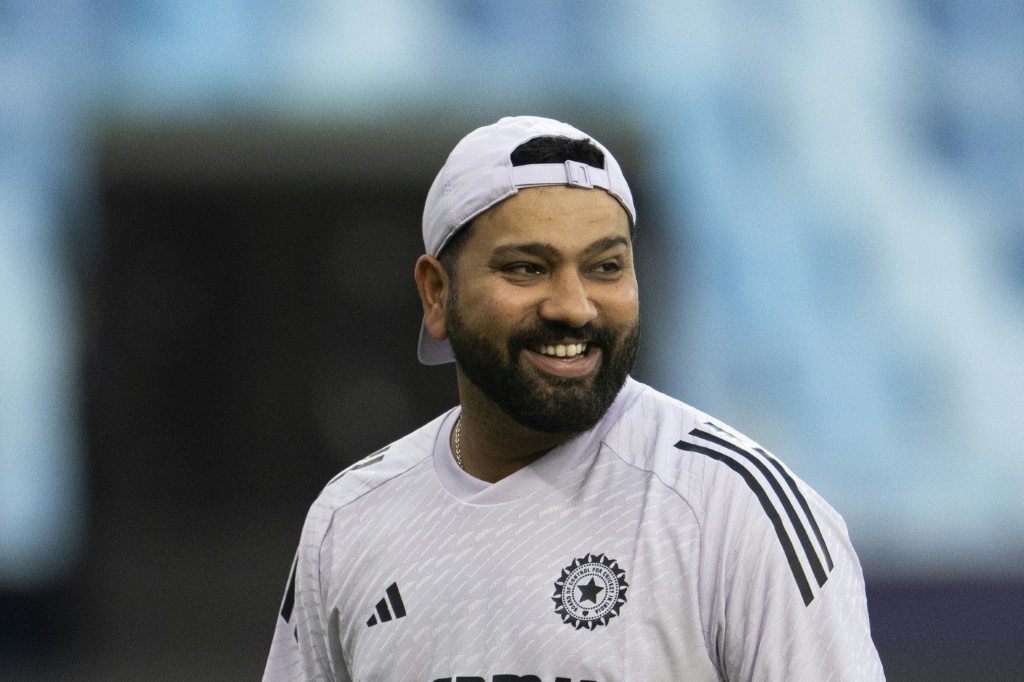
[263,509,351,682]
[689,431,885,681]
[262,432,437,682]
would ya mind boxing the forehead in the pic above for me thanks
[468,185,631,251]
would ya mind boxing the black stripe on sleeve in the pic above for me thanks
[690,429,831,588]
[325,446,391,486]
[754,446,835,571]
[281,557,297,622]
[674,439,815,606]
[348,448,389,472]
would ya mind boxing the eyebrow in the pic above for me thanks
[490,235,629,261]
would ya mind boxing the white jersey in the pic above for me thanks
[264,378,884,681]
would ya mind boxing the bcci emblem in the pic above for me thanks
[552,553,629,630]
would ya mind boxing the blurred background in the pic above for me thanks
[1,0,1022,680]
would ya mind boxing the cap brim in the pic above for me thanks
[417,318,455,365]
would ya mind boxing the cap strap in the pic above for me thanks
[511,160,611,190]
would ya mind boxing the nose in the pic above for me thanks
[538,270,598,328]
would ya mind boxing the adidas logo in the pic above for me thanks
[366,582,406,627]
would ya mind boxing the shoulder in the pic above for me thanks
[604,379,844,545]
[602,379,725,497]
[606,379,807,486]
[604,383,881,675]
[298,410,452,544]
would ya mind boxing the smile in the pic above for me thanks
[536,343,588,358]
[524,343,601,379]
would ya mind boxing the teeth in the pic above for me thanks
[538,343,587,358]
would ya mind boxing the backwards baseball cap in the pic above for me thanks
[418,115,637,365]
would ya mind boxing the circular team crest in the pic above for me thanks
[552,553,628,630]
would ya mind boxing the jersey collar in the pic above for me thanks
[432,377,644,505]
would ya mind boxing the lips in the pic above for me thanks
[522,343,601,379]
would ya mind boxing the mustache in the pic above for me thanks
[506,320,618,353]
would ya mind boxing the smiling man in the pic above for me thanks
[264,116,885,681]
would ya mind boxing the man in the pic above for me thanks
[264,116,885,681]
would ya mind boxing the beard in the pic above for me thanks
[445,303,640,435]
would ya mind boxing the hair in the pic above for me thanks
[438,135,629,283]
[509,135,606,168]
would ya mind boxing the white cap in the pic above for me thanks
[418,115,636,365]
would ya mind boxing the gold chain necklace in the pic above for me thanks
[454,415,464,470]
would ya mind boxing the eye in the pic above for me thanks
[591,260,622,276]
[505,262,545,275]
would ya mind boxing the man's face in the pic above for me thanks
[444,185,639,434]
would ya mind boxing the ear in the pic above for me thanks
[414,254,450,342]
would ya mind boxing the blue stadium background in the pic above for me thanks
[1,1,1022,679]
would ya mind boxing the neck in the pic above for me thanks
[452,368,578,483]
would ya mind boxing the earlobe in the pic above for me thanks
[414,255,449,341]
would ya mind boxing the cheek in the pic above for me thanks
[598,283,640,322]
[459,283,540,328]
